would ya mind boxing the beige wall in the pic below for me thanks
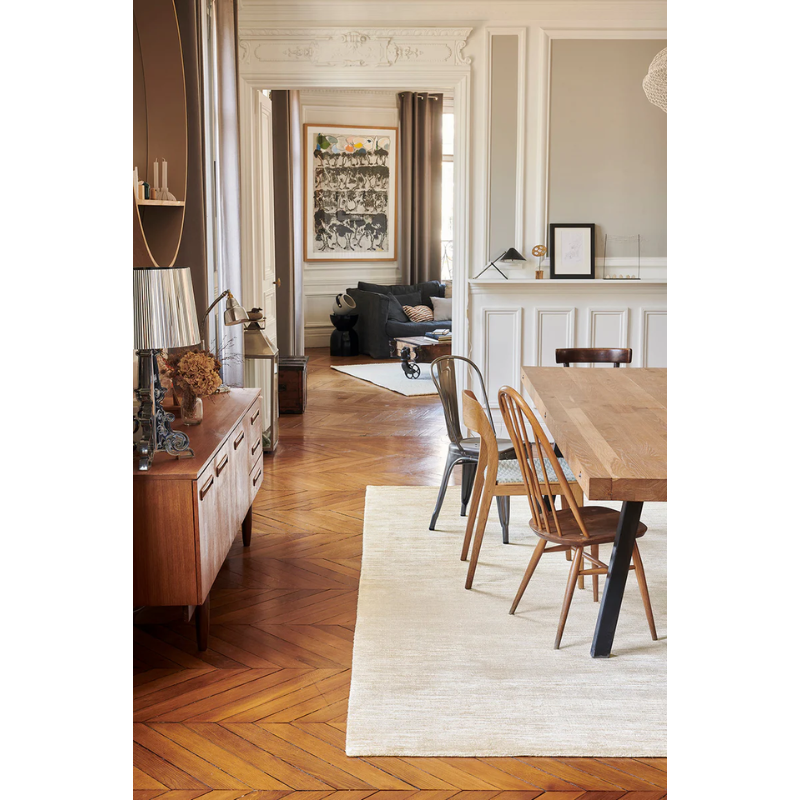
[549,40,667,258]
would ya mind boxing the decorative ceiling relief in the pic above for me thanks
[241,27,473,69]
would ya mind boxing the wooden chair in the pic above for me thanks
[555,348,633,367]
[498,385,657,649]
[460,390,583,590]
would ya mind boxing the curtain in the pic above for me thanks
[175,0,207,321]
[397,92,443,284]
[270,90,304,356]
[213,0,244,385]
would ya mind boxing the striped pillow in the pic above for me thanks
[403,304,434,322]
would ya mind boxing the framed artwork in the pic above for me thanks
[303,124,398,262]
[549,223,596,279]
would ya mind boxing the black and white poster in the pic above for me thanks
[304,125,397,262]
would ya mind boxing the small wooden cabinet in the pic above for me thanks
[134,389,263,649]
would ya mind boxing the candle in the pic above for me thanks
[153,160,159,193]
[162,159,168,192]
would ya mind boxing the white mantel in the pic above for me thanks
[468,275,667,422]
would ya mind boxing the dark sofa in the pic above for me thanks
[346,280,450,358]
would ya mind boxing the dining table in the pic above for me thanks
[521,366,667,657]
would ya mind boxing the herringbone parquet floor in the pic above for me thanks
[134,348,667,800]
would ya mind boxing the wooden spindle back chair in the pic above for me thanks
[497,385,657,649]
[555,348,632,367]
[461,389,582,590]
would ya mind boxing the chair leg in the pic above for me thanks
[461,460,486,561]
[554,546,584,649]
[496,495,511,544]
[429,452,461,531]
[509,538,547,614]
[632,542,658,640]
[461,461,477,516]
[465,481,496,589]
[591,544,599,602]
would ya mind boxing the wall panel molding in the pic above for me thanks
[535,307,576,366]
[640,307,667,368]
[588,307,630,356]
[481,307,522,408]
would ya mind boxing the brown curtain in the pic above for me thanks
[213,0,244,385]
[271,90,304,356]
[398,92,443,284]
[175,0,207,321]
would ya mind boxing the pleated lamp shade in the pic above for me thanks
[134,267,201,350]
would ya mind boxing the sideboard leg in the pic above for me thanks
[195,594,210,651]
[242,505,253,547]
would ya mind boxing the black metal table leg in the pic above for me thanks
[590,500,643,658]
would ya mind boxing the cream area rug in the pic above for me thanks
[346,486,666,757]
[331,362,437,396]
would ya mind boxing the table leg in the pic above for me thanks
[590,500,643,658]
[195,594,210,651]
[242,505,253,547]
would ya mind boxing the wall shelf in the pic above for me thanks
[136,199,186,207]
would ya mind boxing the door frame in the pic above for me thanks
[238,70,471,364]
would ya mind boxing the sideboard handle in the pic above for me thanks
[215,454,229,476]
[233,430,245,449]
[250,408,261,426]
[200,475,214,500]
[253,468,262,487]
[251,439,260,456]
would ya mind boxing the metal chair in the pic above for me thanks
[429,355,516,537]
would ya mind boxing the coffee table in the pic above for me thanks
[392,335,451,379]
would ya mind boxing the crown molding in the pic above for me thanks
[239,27,473,69]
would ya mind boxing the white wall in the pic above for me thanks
[299,89,401,348]
[237,1,668,372]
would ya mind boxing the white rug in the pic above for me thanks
[347,486,667,757]
[331,362,437,396]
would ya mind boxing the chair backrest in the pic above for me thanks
[461,389,497,457]
[497,385,590,540]
[431,355,495,451]
[555,348,632,368]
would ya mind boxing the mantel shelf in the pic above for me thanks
[137,199,186,207]
[468,278,667,286]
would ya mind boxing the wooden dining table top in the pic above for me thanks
[521,367,667,503]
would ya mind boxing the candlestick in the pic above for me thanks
[153,160,159,198]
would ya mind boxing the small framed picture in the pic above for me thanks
[549,223,596,279]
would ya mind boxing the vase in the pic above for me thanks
[181,396,203,425]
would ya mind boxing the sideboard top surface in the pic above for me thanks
[134,388,261,480]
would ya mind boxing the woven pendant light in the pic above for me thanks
[643,47,667,113]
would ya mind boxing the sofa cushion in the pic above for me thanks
[386,319,452,339]
[403,304,434,322]
[358,280,444,309]
[386,292,421,322]
[431,296,452,321]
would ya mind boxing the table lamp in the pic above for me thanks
[134,267,201,471]
[474,247,527,280]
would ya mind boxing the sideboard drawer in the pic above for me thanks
[249,456,263,504]
[247,402,263,453]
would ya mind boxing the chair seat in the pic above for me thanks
[496,456,576,484]
[530,505,647,546]
[451,438,516,459]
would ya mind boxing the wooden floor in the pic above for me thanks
[134,348,667,800]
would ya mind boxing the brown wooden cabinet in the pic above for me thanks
[134,388,263,649]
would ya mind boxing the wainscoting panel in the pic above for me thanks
[588,307,630,365]
[481,307,522,408]
[535,307,576,366]
[641,308,667,367]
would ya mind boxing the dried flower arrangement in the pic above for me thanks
[161,348,222,417]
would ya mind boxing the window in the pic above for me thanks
[441,112,454,281]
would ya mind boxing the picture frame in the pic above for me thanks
[303,124,398,262]
[549,223,596,279]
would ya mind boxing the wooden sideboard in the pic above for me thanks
[134,388,264,649]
